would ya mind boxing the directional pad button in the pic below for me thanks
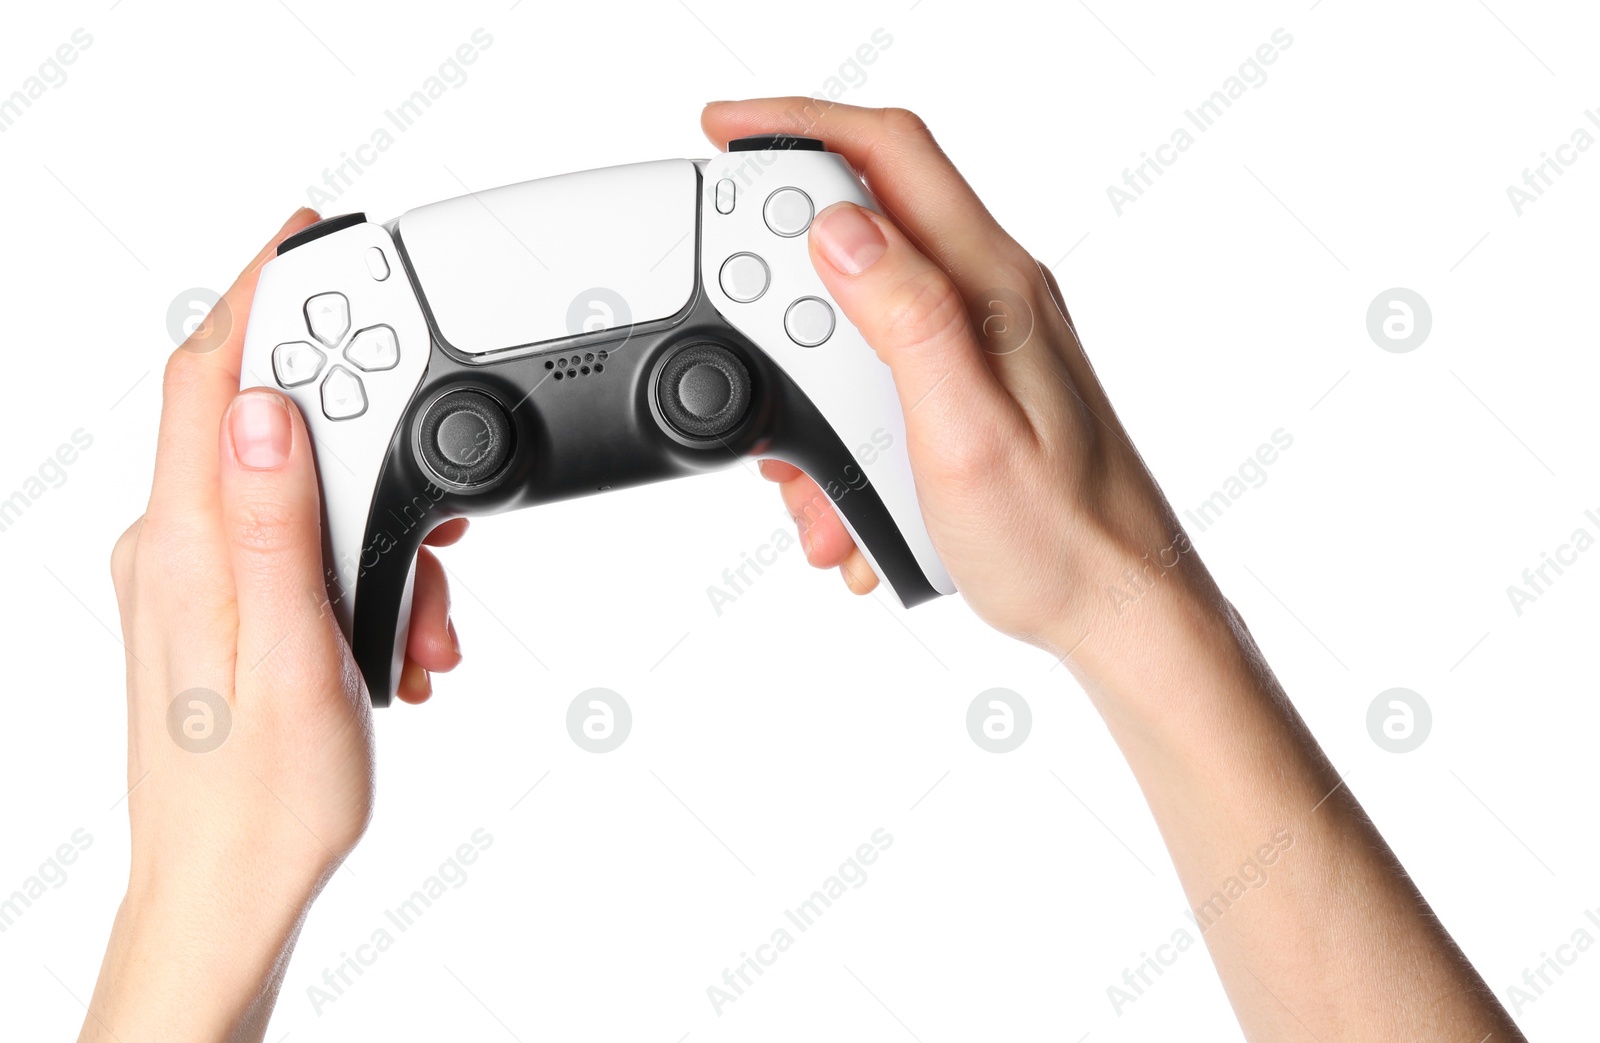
[320,365,367,420]
[345,325,400,372]
[272,341,325,388]
[305,292,351,348]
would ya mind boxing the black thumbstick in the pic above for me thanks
[657,345,752,439]
[419,390,513,486]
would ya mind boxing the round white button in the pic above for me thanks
[764,188,814,237]
[784,297,835,347]
[718,252,770,303]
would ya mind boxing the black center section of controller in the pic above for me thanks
[657,345,752,439]
[420,390,513,486]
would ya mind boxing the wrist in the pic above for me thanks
[82,876,317,1043]
[1041,534,1252,707]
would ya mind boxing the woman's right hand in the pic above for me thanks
[705,100,1205,662]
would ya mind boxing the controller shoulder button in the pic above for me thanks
[277,212,368,255]
[727,134,826,152]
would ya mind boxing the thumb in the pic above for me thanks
[807,201,1016,437]
[219,389,342,685]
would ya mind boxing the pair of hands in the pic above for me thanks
[100,99,1401,1043]
[111,100,1161,903]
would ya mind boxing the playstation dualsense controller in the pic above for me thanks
[240,135,955,704]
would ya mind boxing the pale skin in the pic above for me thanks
[80,100,1522,1042]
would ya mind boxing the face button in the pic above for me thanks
[305,292,351,348]
[763,188,814,237]
[345,325,400,372]
[320,365,367,420]
[272,341,325,388]
[784,297,835,347]
[656,345,753,440]
[718,252,770,303]
[419,390,514,487]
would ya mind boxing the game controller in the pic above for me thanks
[240,135,956,704]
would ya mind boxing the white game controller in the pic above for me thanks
[240,134,955,704]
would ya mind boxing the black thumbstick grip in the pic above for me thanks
[420,390,513,486]
[657,345,752,439]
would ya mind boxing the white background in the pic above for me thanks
[1,0,1596,1039]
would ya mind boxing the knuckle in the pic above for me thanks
[883,267,970,355]
[933,432,1004,488]
[109,516,144,587]
[1031,257,1071,315]
[228,498,299,558]
[879,107,931,142]
[139,513,209,575]
[161,347,206,400]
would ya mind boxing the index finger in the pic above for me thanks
[701,99,1032,285]
[148,209,321,521]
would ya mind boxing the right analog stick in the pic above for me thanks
[657,345,752,439]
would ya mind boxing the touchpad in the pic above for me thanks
[397,159,699,356]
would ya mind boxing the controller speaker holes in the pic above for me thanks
[546,349,609,382]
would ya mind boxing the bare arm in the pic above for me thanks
[705,97,1521,1041]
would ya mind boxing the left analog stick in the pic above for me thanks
[420,390,513,486]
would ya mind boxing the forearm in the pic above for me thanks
[1059,562,1521,1041]
[79,872,316,1043]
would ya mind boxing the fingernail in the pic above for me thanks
[812,202,886,275]
[230,392,291,470]
[446,616,461,657]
